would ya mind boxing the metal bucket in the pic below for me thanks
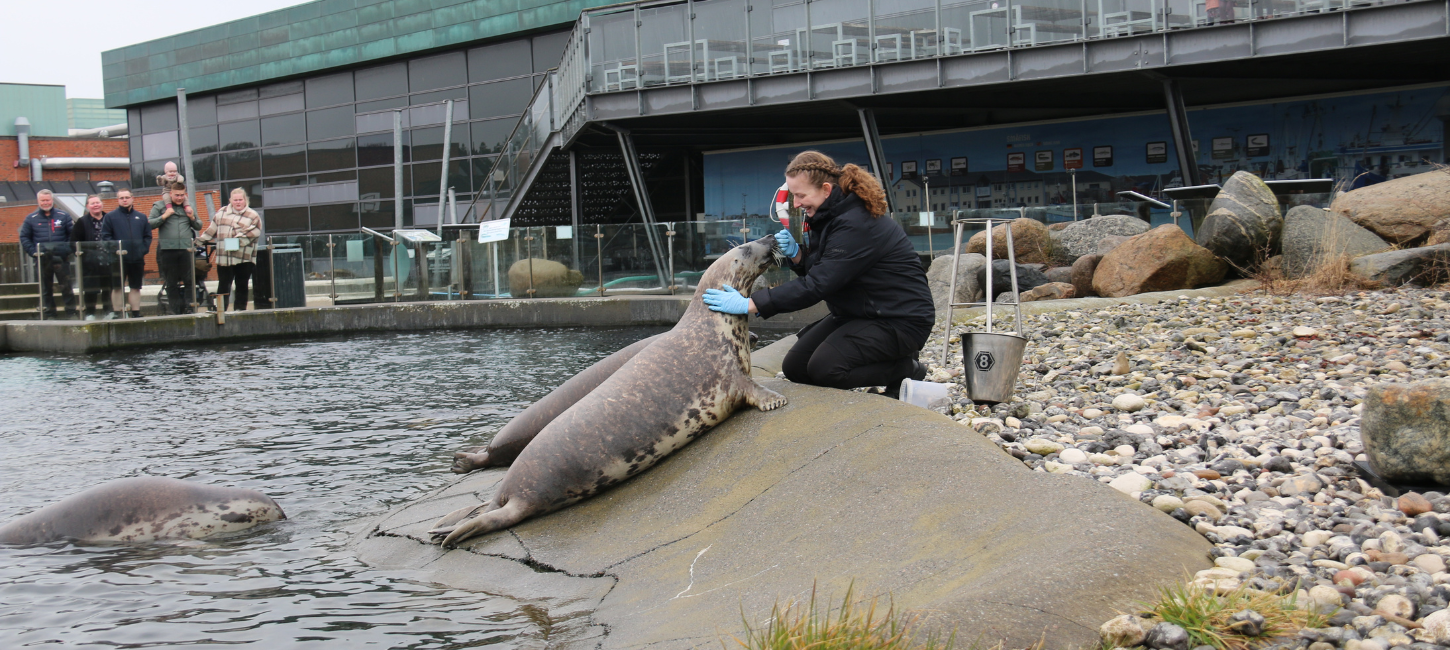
[961,332,1027,404]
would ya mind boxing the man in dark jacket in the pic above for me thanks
[18,189,77,318]
[149,182,202,314]
[101,188,151,318]
[70,195,115,319]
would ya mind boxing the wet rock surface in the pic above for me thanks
[926,286,1450,650]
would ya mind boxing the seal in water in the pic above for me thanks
[429,235,787,547]
[451,333,663,473]
[0,477,286,545]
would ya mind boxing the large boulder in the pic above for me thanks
[508,258,584,298]
[1044,266,1073,285]
[1093,225,1228,298]
[1362,379,1450,485]
[1428,219,1450,246]
[1281,206,1391,278]
[1052,215,1151,261]
[977,258,1050,299]
[965,218,1052,265]
[1071,254,1102,297]
[361,377,1212,650]
[926,253,986,316]
[1020,282,1075,302]
[1194,171,1283,269]
[1331,170,1450,244]
[1347,244,1450,286]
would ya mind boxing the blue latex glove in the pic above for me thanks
[774,229,799,258]
[703,284,750,315]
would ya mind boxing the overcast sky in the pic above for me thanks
[2,0,308,100]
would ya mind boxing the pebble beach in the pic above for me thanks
[923,286,1450,648]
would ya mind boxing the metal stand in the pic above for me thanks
[940,216,1024,366]
[116,247,129,317]
[666,225,676,294]
[267,237,278,309]
[595,225,605,297]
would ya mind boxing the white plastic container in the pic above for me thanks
[898,379,951,410]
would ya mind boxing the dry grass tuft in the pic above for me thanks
[727,583,957,650]
[1140,580,1327,650]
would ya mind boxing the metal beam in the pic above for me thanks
[1162,78,1202,188]
[857,108,895,214]
[603,123,669,287]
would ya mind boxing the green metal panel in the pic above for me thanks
[0,84,67,136]
[66,99,127,130]
[103,0,610,108]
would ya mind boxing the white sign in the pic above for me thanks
[478,218,512,243]
[918,212,932,226]
[556,225,573,239]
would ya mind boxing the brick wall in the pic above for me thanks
[2,136,130,182]
[1,189,222,283]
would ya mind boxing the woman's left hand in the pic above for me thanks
[703,285,752,315]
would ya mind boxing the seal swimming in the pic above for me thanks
[0,477,286,545]
[429,234,787,547]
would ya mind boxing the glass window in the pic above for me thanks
[307,106,355,141]
[408,101,468,128]
[187,95,217,126]
[261,113,306,146]
[140,103,178,134]
[265,175,307,188]
[259,93,305,116]
[359,202,396,229]
[588,10,638,92]
[260,80,304,98]
[308,138,355,172]
[217,101,259,122]
[359,166,408,200]
[410,87,468,105]
[469,78,531,119]
[310,203,359,231]
[410,160,470,197]
[189,126,218,155]
[265,206,309,233]
[128,110,142,160]
[355,62,408,100]
[221,149,260,180]
[355,109,404,135]
[263,145,307,176]
[191,154,217,183]
[468,39,533,82]
[410,126,468,162]
[471,156,498,185]
[355,96,408,113]
[142,131,180,161]
[218,120,260,150]
[310,170,356,184]
[240,182,264,208]
[471,118,514,155]
[409,51,467,92]
[532,31,571,72]
[358,131,408,166]
[306,72,354,108]
[217,88,258,104]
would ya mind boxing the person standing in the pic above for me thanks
[18,189,78,319]
[101,188,151,319]
[69,195,115,319]
[149,182,203,315]
[196,188,261,311]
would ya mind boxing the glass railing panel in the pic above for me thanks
[1001,0,1087,45]
[874,0,944,59]
[693,0,750,81]
[808,0,870,69]
[1092,0,1162,37]
[1161,0,1202,27]
[74,241,121,318]
[589,9,641,93]
[944,0,1008,51]
[750,0,807,74]
[639,3,691,87]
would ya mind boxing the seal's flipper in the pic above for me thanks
[438,500,528,548]
[451,450,490,474]
[429,502,491,533]
[739,378,787,411]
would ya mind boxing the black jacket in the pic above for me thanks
[19,208,74,257]
[70,213,112,269]
[750,187,933,335]
[101,206,153,263]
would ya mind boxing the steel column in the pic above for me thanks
[608,125,669,286]
[857,108,894,214]
[393,111,404,231]
[1162,78,1202,188]
[435,100,455,237]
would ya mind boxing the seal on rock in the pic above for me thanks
[451,333,663,473]
[429,235,788,547]
[0,477,286,545]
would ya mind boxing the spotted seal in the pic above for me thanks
[429,234,786,547]
[0,477,286,545]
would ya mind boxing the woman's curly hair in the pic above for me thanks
[785,151,889,217]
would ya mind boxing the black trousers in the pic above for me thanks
[782,313,929,391]
[80,263,114,313]
[38,253,76,314]
[216,263,254,310]
[157,250,194,314]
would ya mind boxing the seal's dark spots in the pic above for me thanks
[109,525,122,536]
[220,512,252,523]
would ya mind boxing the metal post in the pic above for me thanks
[1005,214,1022,336]
[392,242,402,302]
[491,241,500,298]
[525,229,536,298]
[857,108,894,213]
[188,237,198,313]
[1071,169,1079,220]
[372,235,385,302]
[267,237,278,309]
[73,242,84,312]
[924,177,933,259]
[666,224,676,294]
[35,253,44,320]
[1162,78,1202,187]
[984,218,993,334]
[435,100,455,237]
[595,225,605,296]
[569,150,581,271]
[393,110,404,231]
[327,234,337,302]
[941,215,964,366]
[177,88,196,209]
[116,247,128,317]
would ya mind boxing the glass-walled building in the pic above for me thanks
[125,31,569,234]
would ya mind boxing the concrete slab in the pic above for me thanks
[356,380,1211,649]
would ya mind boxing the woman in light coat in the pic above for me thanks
[197,188,262,311]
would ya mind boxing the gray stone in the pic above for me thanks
[1331,169,1450,244]
[1071,254,1102,298]
[1098,235,1132,256]
[1229,609,1267,636]
[1053,215,1152,260]
[355,380,1212,650]
[1348,244,1450,286]
[1281,206,1391,278]
[927,253,987,318]
[978,258,1051,299]
[1146,622,1191,650]
[1045,266,1074,285]
[1362,379,1450,485]
[1194,171,1283,269]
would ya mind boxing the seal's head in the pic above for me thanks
[696,234,784,298]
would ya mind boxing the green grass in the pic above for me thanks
[726,582,957,650]
[1141,579,1327,650]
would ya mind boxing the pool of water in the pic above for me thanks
[0,327,666,648]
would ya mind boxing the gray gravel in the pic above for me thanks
[921,287,1450,647]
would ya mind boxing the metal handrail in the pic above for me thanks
[464,69,561,226]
